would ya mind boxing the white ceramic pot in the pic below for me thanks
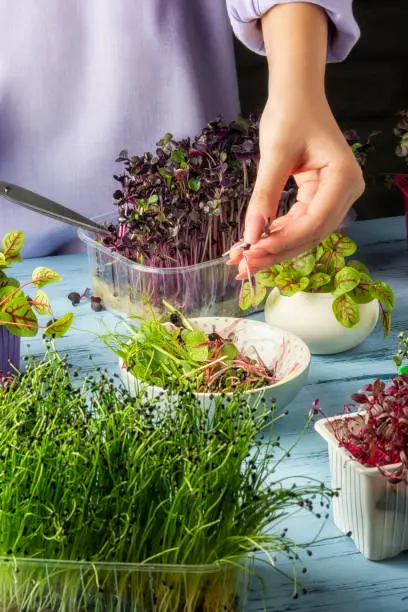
[264,288,379,355]
[315,414,408,561]
[119,317,311,421]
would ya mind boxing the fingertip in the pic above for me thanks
[243,212,266,245]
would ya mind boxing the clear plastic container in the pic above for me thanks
[315,414,408,561]
[0,556,249,612]
[78,214,255,320]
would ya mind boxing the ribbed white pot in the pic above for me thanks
[265,288,379,355]
[315,414,408,561]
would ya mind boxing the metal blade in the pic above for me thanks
[0,182,110,236]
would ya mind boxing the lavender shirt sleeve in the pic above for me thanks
[226,0,360,62]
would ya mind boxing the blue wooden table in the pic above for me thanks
[17,216,408,611]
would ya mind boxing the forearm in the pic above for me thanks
[262,3,328,102]
[226,0,359,63]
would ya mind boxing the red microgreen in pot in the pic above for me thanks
[238,232,395,337]
[314,334,408,483]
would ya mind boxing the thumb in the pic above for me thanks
[243,156,291,244]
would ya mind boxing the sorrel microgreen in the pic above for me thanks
[239,232,395,337]
[0,349,335,610]
[102,303,284,393]
[0,230,73,338]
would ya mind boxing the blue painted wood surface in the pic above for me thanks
[15,216,408,611]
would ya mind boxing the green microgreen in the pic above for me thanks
[101,303,284,394]
[239,232,395,337]
[0,230,73,338]
[0,348,335,610]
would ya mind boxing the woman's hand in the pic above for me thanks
[227,2,365,279]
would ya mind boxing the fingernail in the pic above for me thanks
[244,213,266,244]
[235,274,246,281]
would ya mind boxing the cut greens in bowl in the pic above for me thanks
[102,304,311,412]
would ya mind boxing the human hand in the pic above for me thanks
[226,2,365,280]
[229,96,365,279]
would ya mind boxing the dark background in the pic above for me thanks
[233,0,408,220]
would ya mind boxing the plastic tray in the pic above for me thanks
[78,214,255,320]
[0,555,249,611]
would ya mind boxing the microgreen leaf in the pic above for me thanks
[275,273,309,296]
[44,312,74,337]
[219,343,239,361]
[308,272,331,290]
[321,233,357,256]
[380,310,392,338]
[255,266,281,288]
[348,260,370,276]
[32,267,62,288]
[0,275,19,290]
[171,149,186,164]
[2,296,38,337]
[0,311,12,325]
[333,266,361,296]
[32,290,52,316]
[349,273,375,304]
[187,178,201,192]
[370,281,396,310]
[316,249,345,275]
[239,281,266,310]
[184,330,209,361]
[290,249,316,276]
[332,294,360,328]
[0,286,25,302]
[2,230,24,257]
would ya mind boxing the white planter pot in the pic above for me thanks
[265,288,379,355]
[119,317,311,421]
[315,414,408,561]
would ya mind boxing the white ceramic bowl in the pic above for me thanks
[119,317,311,415]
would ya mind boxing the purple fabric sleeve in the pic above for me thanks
[226,0,360,62]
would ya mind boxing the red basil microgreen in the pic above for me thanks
[99,119,369,316]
